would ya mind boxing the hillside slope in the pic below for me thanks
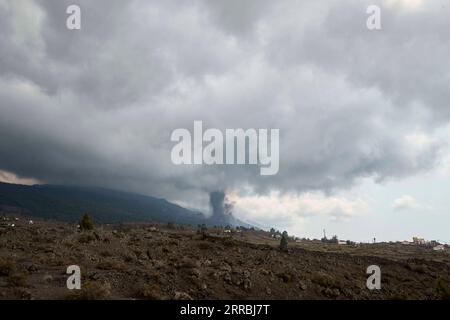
[0,182,247,227]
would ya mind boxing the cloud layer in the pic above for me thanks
[1,0,449,216]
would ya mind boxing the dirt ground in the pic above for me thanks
[0,216,449,300]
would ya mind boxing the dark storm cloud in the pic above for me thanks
[0,0,448,208]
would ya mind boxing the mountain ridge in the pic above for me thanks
[0,182,251,227]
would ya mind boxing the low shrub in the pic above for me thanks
[65,281,111,300]
[79,214,94,231]
[435,278,450,300]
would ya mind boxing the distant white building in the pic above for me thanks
[0,222,14,228]
[433,244,445,251]
[338,240,347,245]
[413,237,426,245]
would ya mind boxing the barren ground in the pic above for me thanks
[1,216,449,300]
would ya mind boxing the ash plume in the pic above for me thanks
[209,191,234,225]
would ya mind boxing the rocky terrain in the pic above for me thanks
[0,215,449,300]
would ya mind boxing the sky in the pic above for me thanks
[0,0,449,243]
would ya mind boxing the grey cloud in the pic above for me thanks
[199,0,274,35]
[0,0,448,210]
[265,0,450,121]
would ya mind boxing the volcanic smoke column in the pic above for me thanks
[209,191,234,226]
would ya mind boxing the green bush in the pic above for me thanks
[197,224,208,239]
[167,222,175,229]
[79,214,94,231]
[280,231,289,251]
